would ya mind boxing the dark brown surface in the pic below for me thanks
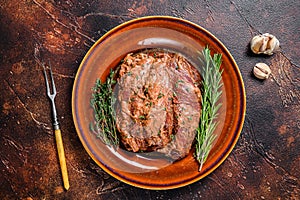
[0,0,299,199]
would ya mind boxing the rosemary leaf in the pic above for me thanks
[195,47,223,171]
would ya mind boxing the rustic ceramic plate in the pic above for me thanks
[72,16,246,189]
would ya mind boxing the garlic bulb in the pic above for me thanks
[250,33,280,55]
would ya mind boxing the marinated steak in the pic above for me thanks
[115,50,202,160]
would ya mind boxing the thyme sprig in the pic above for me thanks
[195,47,223,171]
[90,69,119,146]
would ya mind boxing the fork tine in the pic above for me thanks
[42,63,51,97]
[48,61,56,96]
[43,61,57,98]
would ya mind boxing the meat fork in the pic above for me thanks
[43,63,70,190]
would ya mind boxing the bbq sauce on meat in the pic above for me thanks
[114,49,202,161]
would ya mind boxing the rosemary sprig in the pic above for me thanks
[195,47,223,171]
[90,69,119,146]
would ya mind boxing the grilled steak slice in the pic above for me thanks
[115,50,201,160]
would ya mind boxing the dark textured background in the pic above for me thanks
[0,0,299,199]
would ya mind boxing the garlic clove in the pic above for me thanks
[250,35,264,54]
[259,37,268,52]
[267,36,280,52]
[253,63,271,80]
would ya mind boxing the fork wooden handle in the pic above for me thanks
[55,129,70,190]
